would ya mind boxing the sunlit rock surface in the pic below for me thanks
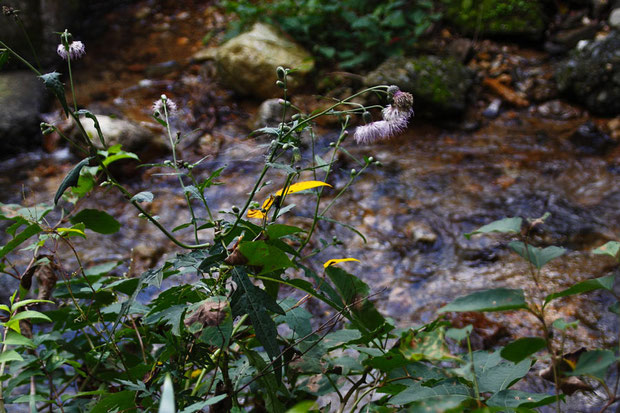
[215,22,314,99]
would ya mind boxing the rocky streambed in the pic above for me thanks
[1,0,619,409]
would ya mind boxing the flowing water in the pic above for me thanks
[1,1,619,409]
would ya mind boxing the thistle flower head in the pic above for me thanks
[57,40,86,60]
[152,94,178,116]
[354,86,414,144]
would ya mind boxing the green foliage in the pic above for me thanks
[1,30,619,412]
[220,0,441,68]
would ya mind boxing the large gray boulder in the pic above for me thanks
[0,71,47,155]
[364,55,475,117]
[555,31,620,116]
[215,23,314,99]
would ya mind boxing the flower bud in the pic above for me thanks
[276,66,286,80]
[278,99,291,107]
[232,205,240,214]
[362,111,372,124]
[276,80,286,89]
[329,142,335,147]
[293,147,301,163]
[350,168,357,176]
[368,156,374,163]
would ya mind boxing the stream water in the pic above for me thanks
[1,1,619,410]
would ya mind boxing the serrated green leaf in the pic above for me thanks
[569,349,615,379]
[275,298,312,339]
[231,268,283,381]
[178,395,228,413]
[131,191,154,204]
[145,304,186,336]
[464,217,522,239]
[39,72,69,116]
[439,288,528,313]
[486,389,557,408]
[544,274,615,305]
[500,337,547,363]
[0,350,24,363]
[54,157,93,205]
[91,391,136,413]
[70,209,120,234]
[474,350,531,393]
[593,241,620,259]
[508,242,566,269]
[158,374,176,413]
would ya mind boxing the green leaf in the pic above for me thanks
[0,223,41,260]
[486,390,557,408]
[54,157,93,205]
[101,150,139,166]
[0,50,9,70]
[438,288,528,313]
[552,318,579,331]
[474,350,531,393]
[7,310,51,324]
[70,209,121,234]
[238,241,294,275]
[0,331,33,349]
[0,350,24,363]
[245,349,286,413]
[12,299,54,312]
[464,217,522,239]
[569,349,616,379]
[39,72,69,116]
[91,391,136,413]
[158,374,176,413]
[265,224,305,239]
[544,274,615,305]
[56,223,87,238]
[593,241,620,259]
[231,268,283,380]
[131,191,154,204]
[445,325,473,343]
[284,401,316,413]
[275,298,312,339]
[198,166,225,191]
[178,395,227,413]
[500,337,547,363]
[389,378,472,405]
[145,304,186,336]
[508,242,566,269]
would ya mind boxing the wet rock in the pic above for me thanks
[145,60,180,77]
[570,121,617,155]
[545,24,599,55]
[443,0,545,40]
[555,32,620,116]
[254,98,293,128]
[0,71,47,156]
[482,98,502,118]
[76,114,167,160]
[364,55,474,117]
[610,8,620,30]
[404,221,438,244]
[535,99,582,119]
[215,22,314,100]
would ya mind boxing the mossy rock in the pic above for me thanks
[364,55,475,117]
[443,0,545,40]
[555,32,620,116]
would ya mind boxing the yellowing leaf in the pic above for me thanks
[57,227,86,238]
[247,181,331,219]
[323,258,360,268]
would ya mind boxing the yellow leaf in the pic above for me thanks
[247,181,331,219]
[190,369,202,379]
[57,227,86,238]
[323,258,360,268]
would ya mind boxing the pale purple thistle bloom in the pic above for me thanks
[57,40,86,60]
[152,94,178,115]
[354,88,414,144]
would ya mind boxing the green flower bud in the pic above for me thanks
[276,80,286,89]
[232,205,240,214]
[276,66,286,80]
[350,168,357,176]
[362,111,372,124]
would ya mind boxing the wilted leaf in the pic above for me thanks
[400,327,452,362]
[248,181,331,219]
[39,72,69,116]
[593,241,620,259]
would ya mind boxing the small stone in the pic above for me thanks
[482,98,502,118]
[609,8,620,30]
[405,221,438,244]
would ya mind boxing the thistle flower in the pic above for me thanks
[152,94,178,116]
[354,87,414,144]
[56,40,86,60]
